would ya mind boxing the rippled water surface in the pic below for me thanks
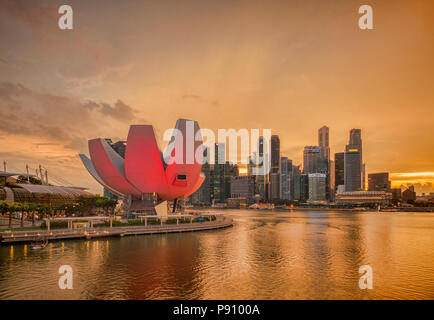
[1,210,434,299]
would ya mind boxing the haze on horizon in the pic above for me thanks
[0,0,433,195]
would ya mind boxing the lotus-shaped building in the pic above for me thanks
[79,119,205,213]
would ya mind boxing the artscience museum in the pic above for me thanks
[79,119,205,215]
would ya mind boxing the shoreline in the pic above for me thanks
[0,217,233,245]
[189,207,434,213]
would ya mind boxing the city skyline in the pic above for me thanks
[0,0,433,194]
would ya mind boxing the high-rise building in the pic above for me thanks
[230,176,255,204]
[303,146,322,174]
[280,157,292,200]
[252,136,269,201]
[318,126,330,162]
[268,135,280,201]
[368,172,391,192]
[334,152,345,191]
[344,147,362,191]
[293,174,309,203]
[329,159,335,200]
[269,172,281,201]
[344,129,363,192]
[224,161,239,200]
[212,143,226,203]
[270,135,280,174]
[291,164,301,200]
[308,173,327,201]
[191,146,211,205]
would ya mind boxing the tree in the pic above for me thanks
[7,203,16,228]
[20,203,29,227]
[28,203,38,226]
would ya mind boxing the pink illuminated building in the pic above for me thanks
[79,119,205,213]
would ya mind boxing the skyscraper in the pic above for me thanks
[303,146,324,174]
[308,173,327,201]
[318,126,330,162]
[293,174,309,203]
[344,129,363,191]
[368,172,391,192]
[253,136,269,201]
[212,143,226,203]
[269,135,280,201]
[280,157,292,200]
[344,146,362,191]
[334,152,345,191]
[224,161,239,200]
[191,146,211,205]
[270,135,280,174]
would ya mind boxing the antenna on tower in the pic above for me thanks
[26,164,30,183]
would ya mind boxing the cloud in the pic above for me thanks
[0,82,142,152]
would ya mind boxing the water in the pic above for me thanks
[1,210,434,300]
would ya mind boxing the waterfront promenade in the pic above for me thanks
[0,216,233,244]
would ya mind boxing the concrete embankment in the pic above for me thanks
[0,217,233,244]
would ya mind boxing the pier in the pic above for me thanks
[0,215,233,244]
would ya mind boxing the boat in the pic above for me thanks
[31,239,48,250]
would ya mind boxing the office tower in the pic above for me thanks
[344,146,362,191]
[252,136,269,201]
[224,162,239,201]
[318,126,330,162]
[270,135,280,174]
[269,173,281,201]
[212,143,226,203]
[368,172,391,192]
[291,164,301,200]
[230,176,255,204]
[349,129,362,149]
[303,146,322,174]
[344,129,363,192]
[293,174,309,203]
[308,173,327,201]
[191,146,211,205]
[268,135,280,201]
[280,157,292,200]
[334,152,345,191]
[329,159,335,200]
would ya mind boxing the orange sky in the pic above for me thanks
[0,0,433,194]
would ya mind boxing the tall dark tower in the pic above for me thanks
[269,135,280,201]
[334,152,345,191]
[270,135,280,174]
[318,126,330,162]
[344,129,363,191]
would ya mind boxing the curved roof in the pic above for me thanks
[15,184,92,196]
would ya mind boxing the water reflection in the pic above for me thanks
[1,210,434,299]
